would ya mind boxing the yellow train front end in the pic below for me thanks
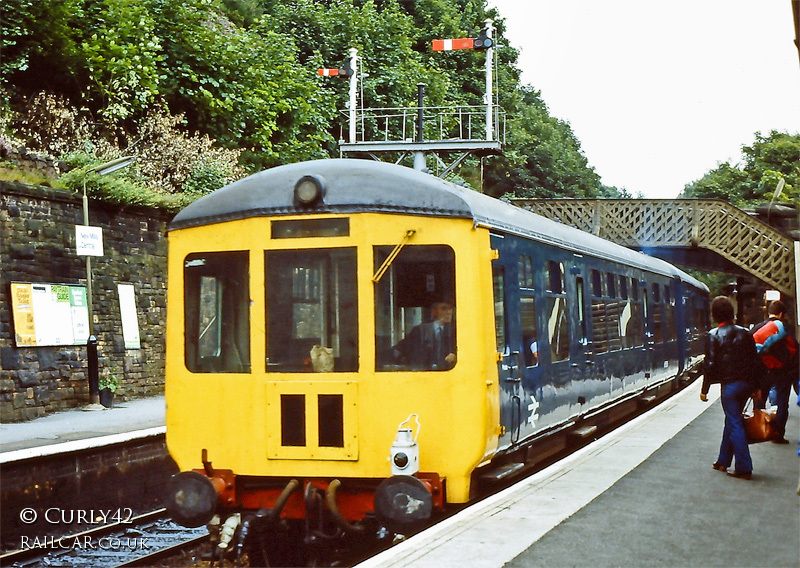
[164,160,502,542]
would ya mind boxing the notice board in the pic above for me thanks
[10,282,90,346]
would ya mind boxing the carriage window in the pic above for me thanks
[606,273,617,298]
[547,261,564,294]
[493,267,506,353]
[521,296,539,367]
[374,245,456,371]
[591,270,603,297]
[619,276,628,300]
[606,298,622,351]
[591,270,607,354]
[624,278,644,348]
[265,248,357,372]
[547,296,570,362]
[576,277,587,345]
[184,251,250,373]
[631,278,639,301]
[651,283,663,343]
[664,284,676,341]
[518,255,534,289]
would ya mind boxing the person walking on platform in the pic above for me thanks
[700,296,759,480]
[751,300,798,444]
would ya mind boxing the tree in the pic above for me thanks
[682,131,800,206]
[2,0,609,201]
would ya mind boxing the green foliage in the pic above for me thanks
[0,0,37,76]
[682,131,800,206]
[11,92,96,157]
[79,0,163,121]
[130,110,244,194]
[98,371,119,392]
[59,161,194,212]
[3,0,613,201]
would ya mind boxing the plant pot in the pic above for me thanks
[99,388,114,408]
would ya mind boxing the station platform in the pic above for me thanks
[358,380,800,568]
[0,395,165,462]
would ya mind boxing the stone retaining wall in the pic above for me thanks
[1,181,172,422]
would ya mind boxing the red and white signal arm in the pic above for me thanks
[432,38,475,51]
[318,68,341,76]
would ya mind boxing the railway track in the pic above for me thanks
[0,508,207,568]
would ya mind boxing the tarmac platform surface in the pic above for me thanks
[358,380,800,568]
[0,395,165,461]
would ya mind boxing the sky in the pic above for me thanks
[488,1,800,198]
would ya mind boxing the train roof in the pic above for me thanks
[170,159,707,291]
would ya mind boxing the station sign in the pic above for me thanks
[76,225,104,256]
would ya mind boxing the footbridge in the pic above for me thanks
[512,199,797,300]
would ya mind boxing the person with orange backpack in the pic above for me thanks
[751,300,798,444]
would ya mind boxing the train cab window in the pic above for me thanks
[265,248,358,372]
[374,245,456,371]
[184,251,250,373]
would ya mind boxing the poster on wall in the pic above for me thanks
[10,282,90,346]
[117,283,141,349]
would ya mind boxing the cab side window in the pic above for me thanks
[184,251,250,373]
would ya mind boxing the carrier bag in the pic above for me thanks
[743,398,777,444]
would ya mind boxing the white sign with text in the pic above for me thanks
[75,225,104,256]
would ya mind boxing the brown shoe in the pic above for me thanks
[771,437,790,444]
[727,470,752,480]
[711,462,728,471]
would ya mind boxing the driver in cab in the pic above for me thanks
[393,300,456,370]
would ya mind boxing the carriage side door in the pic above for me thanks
[491,234,521,450]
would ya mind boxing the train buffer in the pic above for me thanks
[356,380,799,568]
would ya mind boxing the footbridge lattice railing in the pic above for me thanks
[512,199,797,299]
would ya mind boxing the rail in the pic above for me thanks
[341,104,506,144]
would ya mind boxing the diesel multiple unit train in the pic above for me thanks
[164,159,709,559]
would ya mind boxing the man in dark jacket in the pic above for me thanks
[700,296,759,479]
[394,300,456,371]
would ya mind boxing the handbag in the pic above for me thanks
[742,398,777,444]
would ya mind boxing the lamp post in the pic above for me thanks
[82,156,135,404]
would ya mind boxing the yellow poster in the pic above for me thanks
[10,282,89,346]
[10,283,36,346]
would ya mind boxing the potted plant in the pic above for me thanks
[98,371,119,408]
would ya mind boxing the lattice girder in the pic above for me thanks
[513,199,797,298]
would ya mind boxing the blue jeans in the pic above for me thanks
[717,380,753,473]
[770,380,792,438]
